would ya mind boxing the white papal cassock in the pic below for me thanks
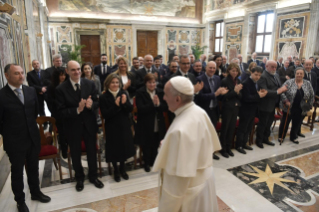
[152,102,222,212]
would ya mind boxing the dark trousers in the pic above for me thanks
[56,122,67,153]
[279,111,302,140]
[37,94,46,117]
[236,114,255,148]
[142,132,160,166]
[256,110,275,144]
[206,107,218,127]
[6,143,40,204]
[68,125,97,181]
[220,106,239,151]
[298,115,306,134]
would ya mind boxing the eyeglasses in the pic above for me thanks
[181,63,190,66]
[171,66,178,68]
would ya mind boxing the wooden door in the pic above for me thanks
[80,35,101,67]
[137,31,158,58]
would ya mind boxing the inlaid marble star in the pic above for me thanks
[242,164,296,195]
[144,4,154,15]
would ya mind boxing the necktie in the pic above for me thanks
[15,88,24,104]
[255,83,258,91]
[240,63,244,72]
[75,83,81,99]
[37,71,40,79]
[209,78,215,108]
[273,76,280,87]
[103,65,105,75]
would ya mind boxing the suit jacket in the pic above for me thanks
[0,85,40,152]
[93,64,112,91]
[42,66,56,86]
[239,77,260,116]
[134,86,168,146]
[311,66,319,93]
[220,76,242,108]
[240,70,251,83]
[223,63,229,70]
[195,74,221,111]
[135,67,160,89]
[55,78,99,138]
[239,62,249,73]
[111,64,119,72]
[171,69,197,85]
[289,61,294,67]
[130,66,138,74]
[27,69,46,95]
[260,62,266,70]
[277,62,284,70]
[257,71,281,112]
[304,71,317,93]
[248,59,260,66]
[278,66,295,85]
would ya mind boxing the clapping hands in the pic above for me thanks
[153,95,160,106]
[78,95,93,113]
[234,84,243,94]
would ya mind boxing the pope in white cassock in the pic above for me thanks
[152,76,222,212]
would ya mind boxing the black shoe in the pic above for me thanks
[290,139,299,144]
[144,165,151,172]
[256,143,264,149]
[75,180,84,192]
[31,191,51,203]
[263,140,275,146]
[213,154,219,160]
[89,178,104,188]
[243,145,253,150]
[236,147,246,154]
[120,171,129,180]
[227,150,234,157]
[114,173,121,182]
[278,138,284,143]
[17,202,29,212]
[220,151,229,158]
[297,133,305,138]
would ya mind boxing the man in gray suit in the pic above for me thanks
[256,60,287,148]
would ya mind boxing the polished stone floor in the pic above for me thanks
[0,117,318,212]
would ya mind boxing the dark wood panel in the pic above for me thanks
[80,35,101,67]
[137,31,157,59]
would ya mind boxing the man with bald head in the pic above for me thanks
[135,54,160,89]
[56,60,104,192]
[248,52,260,66]
[256,60,287,148]
[195,61,228,160]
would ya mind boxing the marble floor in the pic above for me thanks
[0,119,318,212]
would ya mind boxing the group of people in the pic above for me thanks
[1,49,317,212]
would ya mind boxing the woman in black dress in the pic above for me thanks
[46,67,68,158]
[220,63,243,158]
[134,73,168,172]
[99,74,135,182]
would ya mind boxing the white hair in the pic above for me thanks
[52,54,62,61]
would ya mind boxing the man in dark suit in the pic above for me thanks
[287,56,294,67]
[153,56,169,80]
[135,55,160,89]
[278,60,295,85]
[130,57,140,74]
[290,59,303,69]
[256,60,287,148]
[260,57,268,70]
[27,60,47,128]
[190,60,204,77]
[236,67,267,154]
[93,53,112,91]
[222,55,229,70]
[56,61,104,192]
[195,61,228,160]
[171,55,198,85]
[277,56,284,71]
[238,54,249,73]
[42,54,63,87]
[0,64,51,212]
[248,52,260,66]
[297,59,318,137]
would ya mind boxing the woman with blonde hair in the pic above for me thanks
[112,57,136,101]
[99,74,135,182]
